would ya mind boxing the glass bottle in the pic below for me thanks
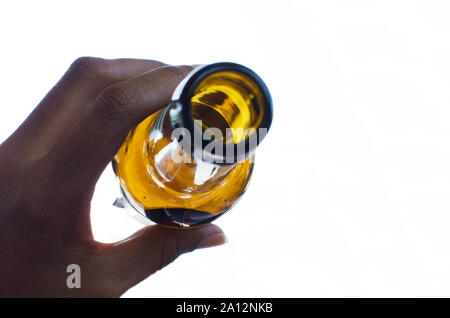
[112,62,273,228]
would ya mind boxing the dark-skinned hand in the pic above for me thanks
[0,57,226,297]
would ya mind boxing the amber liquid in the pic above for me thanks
[113,70,264,228]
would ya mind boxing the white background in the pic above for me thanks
[1,0,450,297]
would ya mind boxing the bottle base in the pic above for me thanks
[144,208,225,228]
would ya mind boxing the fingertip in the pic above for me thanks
[195,222,223,233]
[197,232,227,249]
[163,223,226,249]
[192,223,226,249]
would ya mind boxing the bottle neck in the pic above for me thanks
[146,106,236,195]
[145,62,272,194]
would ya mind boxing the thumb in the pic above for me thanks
[99,223,226,294]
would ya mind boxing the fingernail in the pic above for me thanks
[197,232,227,249]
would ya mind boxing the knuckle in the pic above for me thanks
[69,56,107,79]
[96,82,137,120]
[156,237,181,271]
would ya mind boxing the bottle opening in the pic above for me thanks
[173,62,272,165]
[190,70,265,144]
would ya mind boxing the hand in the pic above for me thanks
[0,57,226,297]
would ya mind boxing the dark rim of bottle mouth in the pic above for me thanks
[176,62,273,165]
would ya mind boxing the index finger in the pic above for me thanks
[5,57,167,162]
[51,65,194,187]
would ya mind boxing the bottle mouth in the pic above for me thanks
[171,62,273,165]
